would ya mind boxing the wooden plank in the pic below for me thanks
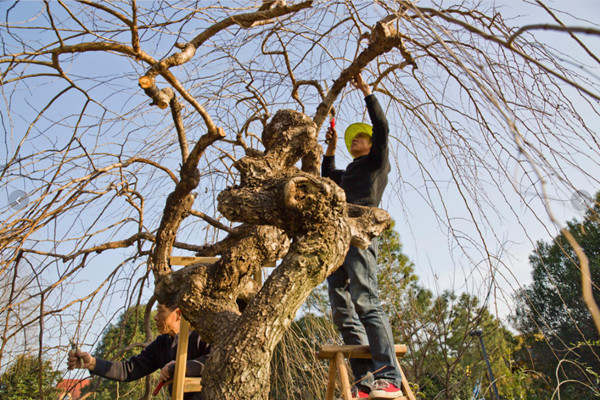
[171,319,191,400]
[318,344,407,359]
[335,352,353,400]
[169,256,220,266]
[183,377,202,393]
[324,358,338,400]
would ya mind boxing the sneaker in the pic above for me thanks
[369,379,403,399]
[351,386,370,399]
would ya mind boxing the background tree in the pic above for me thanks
[0,354,61,400]
[1,1,599,398]
[80,303,163,400]
[513,192,600,399]
[375,225,547,400]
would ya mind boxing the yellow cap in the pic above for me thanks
[344,122,373,153]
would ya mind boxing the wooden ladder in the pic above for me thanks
[317,344,416,400]
[171,318,202,400]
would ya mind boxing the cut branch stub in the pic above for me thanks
[138,75,154,89]
[138,75,175,109]
[347,204,391,249]
[142,85,174,109]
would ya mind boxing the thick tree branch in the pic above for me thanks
[313,19,415,129]
[151,128,225,278]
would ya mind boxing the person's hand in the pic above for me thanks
[67,350,96,370]
[325,125,337,146]
[159,360,175,382]
[351,73,371,96]
[325,124,337,156]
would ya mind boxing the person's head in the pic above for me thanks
[154,303,181,336]
[344,122,373,158]
[350,132,372,158]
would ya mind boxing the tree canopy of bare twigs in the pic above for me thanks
[1,1,599,398]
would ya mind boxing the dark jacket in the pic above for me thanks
[322,94,390,207]
[92,331,209,399]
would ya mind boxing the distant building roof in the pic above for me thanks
[56,378,91,400]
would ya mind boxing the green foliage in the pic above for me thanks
[0,354,61,400]
[376,225,549,399]
[83,303,166,400]
[513,192,600,399]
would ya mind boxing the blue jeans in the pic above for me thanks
[327,242,402,389]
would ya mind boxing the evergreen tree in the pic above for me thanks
[513,192,600,398]
[376,225,549,399]
[0,354,61,400]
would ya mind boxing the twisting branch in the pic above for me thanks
[151,128,226,278]
[169,97,189,161]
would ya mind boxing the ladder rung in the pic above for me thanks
[183,377,202,393]
[318,344,407,359]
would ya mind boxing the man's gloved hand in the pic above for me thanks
[325,124,338,156]
[67,350,96,370]
[159,360,176,382]
[351,72,372,97]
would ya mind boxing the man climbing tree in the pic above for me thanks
[67,303,209,400]
[322,72,402,399]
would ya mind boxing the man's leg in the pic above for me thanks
[327,261,373,388]
[345,243,403,389]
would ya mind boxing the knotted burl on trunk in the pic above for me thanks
[154,108,390,400]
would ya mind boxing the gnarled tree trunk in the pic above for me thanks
[154,109,390,399]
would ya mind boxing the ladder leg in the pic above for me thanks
[335,352,353,400]
[325,358,338,400]
[172,319,191,400]
[395,356,415,400]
